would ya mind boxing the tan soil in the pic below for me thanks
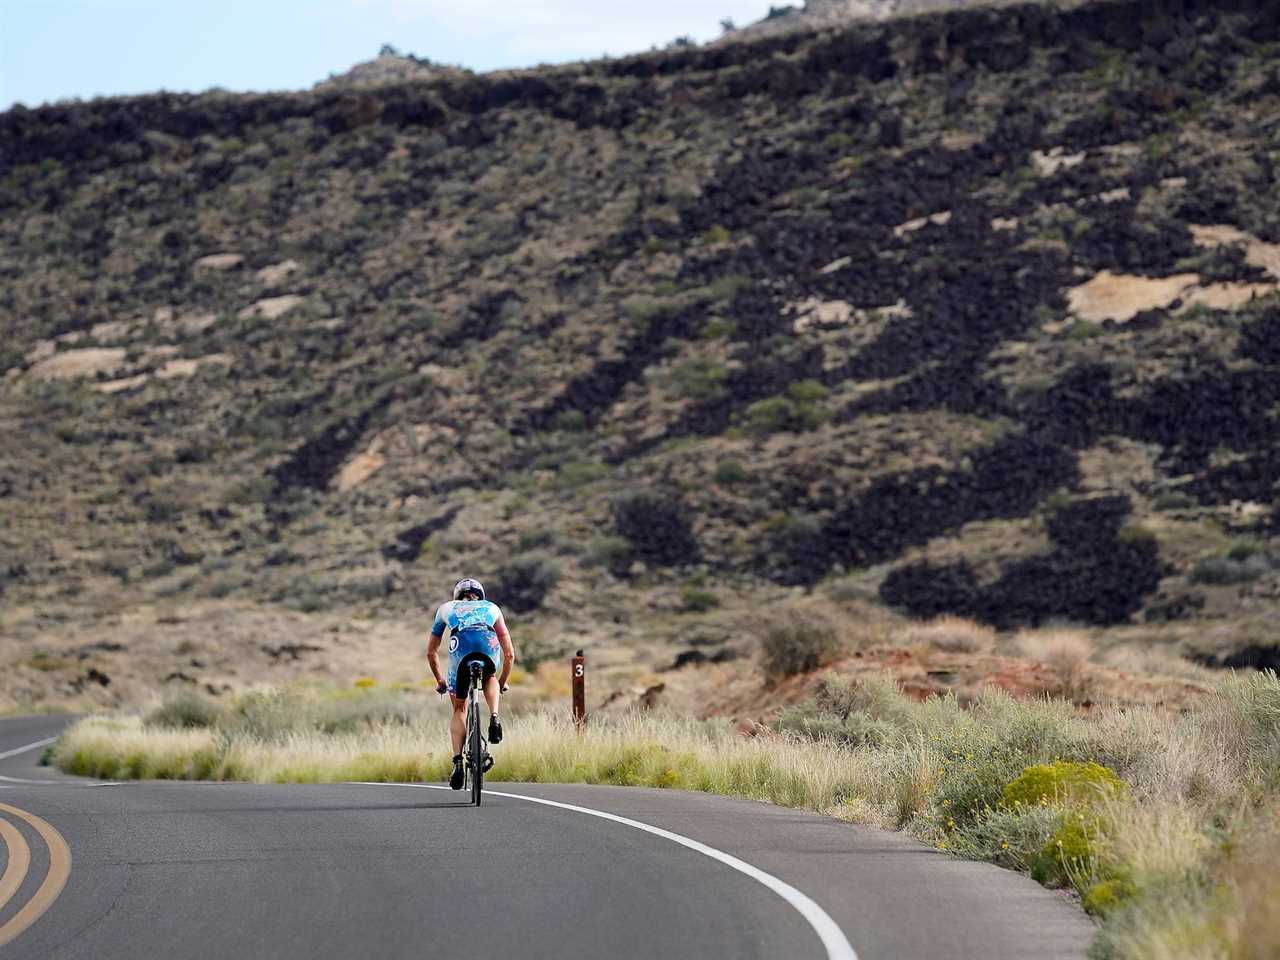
[1067,271,1201,323]
[1191,224,1280,279]
[256,260,301,288]
[894,210,951,237]
[238,295,306,321]
[28,348,128,381]
[335,449,388,492]
[194,253,244,272]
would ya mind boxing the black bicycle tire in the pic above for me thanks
[470,697,483,806]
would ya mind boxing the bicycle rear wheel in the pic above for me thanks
[469,698,483,806]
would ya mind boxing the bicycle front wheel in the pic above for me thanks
[469,699,483,806]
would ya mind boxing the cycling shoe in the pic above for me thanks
[449,756,465,790]
[488,715,503,744]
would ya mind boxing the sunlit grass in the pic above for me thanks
[51,671,1280,959]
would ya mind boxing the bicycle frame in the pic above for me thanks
[463,660,487,806]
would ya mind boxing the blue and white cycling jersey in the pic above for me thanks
[431,600,505,694]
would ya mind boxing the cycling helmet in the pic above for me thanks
[452,578,485,602]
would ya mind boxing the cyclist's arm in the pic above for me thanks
[495,613,515,687]
[427,606,447,688]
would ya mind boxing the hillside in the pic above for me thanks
[2,0,1279,709]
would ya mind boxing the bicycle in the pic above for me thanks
[461,660,493,806]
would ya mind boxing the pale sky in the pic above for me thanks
[1,0,775,109]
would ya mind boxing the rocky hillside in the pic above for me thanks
[724,0,1034,42]
[2,0,1279,706]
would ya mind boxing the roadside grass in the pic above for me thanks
[52,671,1280,958]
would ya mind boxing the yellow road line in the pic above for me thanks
[0,817,32,913]
[0,802,72,948]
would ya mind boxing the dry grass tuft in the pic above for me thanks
[1014,629,1095,701]
[903,616,996,654]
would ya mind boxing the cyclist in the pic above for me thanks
[426,578,516,790]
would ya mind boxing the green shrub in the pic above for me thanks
[759,606,845,677]
[1030,813,1103,887]
[1002,760,1127,809]
[713,458,748,485]
[1189,554,1270,585]
[584,536,633,577]
[621,295,679,327]
[706,274,750,302]
[701,224,731,245]
[745,396,795,435]
[1081,875,1136,916]
[773,675,911,747]
[744,381,829,435]
[145,693,227,729]
[1152,491,1194,511]
[680,586,720,613]
[553,409,586,432]
[516,529,557,551]
[667,358,728,402]
[946,802,1063,871]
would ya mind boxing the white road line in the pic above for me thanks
[359,782,859,960]
[0,736,119,787]
[0,737,58,762]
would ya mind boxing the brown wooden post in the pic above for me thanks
[572,649,586,733]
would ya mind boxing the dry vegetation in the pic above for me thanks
[2,0,1280,718]
[53,668,1280,959]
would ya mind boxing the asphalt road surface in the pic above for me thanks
[0,715,1092,959]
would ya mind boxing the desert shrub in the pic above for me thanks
[516,528,557,551]
[1030,813,1104,887]
[0,347,24,373]
[775,674,914,746]
[226,687,425,740]
[142,557,177,579]
[759,605,845,677]
[553,409,586,432]
[706,274,750,302]
[621,294,679,327]
[666,358,728,402]
[145,693,227,729]
[763,513,828,587]
[1189,553,1270,585]
[584,535,633,577]
[612,490,699,566]
[713,458,748,485]
[491,553,560,613]
[701,224,731,245]
[551,459,608,490]
[744,381,829,436]
[946,802,1064,872]
[904,616,995,654]
[680,586,720,613]
[1003,760,1127,808]
[775,701,896,747]
[1151,491,1195,511]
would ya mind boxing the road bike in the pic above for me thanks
[462,660,493,806]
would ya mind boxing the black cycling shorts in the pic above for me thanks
[454,652,496,700]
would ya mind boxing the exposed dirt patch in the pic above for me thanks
[28,348,128,381]
[1066,271,1200,323]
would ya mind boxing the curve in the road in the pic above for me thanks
[0,800,73,947]
[365,782,858,960]
[0,716,1094,960]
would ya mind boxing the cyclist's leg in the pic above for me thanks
[482,675,499,714]
[449,694,467,755]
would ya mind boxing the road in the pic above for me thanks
[0,716,1092,959]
